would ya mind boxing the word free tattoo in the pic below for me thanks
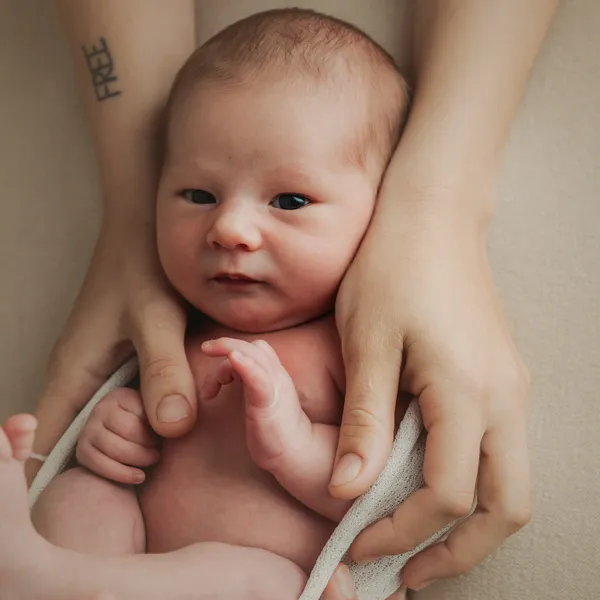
[82,37,121,101]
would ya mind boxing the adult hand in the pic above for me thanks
[85,566,406,600]
[320,564,406,599]
[32,219,197,480]
[330,195,531,590]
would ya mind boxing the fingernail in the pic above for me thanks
[157,395,190,423]
[201,341,213,350]
[330,453,363,487]
[334,566,355,599]
[133,471,145,484]
[412,578,436,591]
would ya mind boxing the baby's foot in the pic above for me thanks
[0,414,39,538]
[201,337,309,471]
[0,415,58,598]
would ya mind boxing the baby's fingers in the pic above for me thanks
[112,388,147,420]
[104,407,157,448]
[202,338,273,368]
[76,439,147,485]
[93,428,159,468]
[227,350,274,409]
[200,358,236,401]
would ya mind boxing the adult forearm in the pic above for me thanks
[55,0,195,226]
[380,0,558,219]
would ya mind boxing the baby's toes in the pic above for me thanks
[3,414,37,462]
[0,424,11,460]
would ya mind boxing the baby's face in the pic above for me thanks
[157,82,379,332]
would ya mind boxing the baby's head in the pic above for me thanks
[157,8,408,332]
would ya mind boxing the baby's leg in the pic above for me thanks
[1,415,306,600]
[31,467,144,555]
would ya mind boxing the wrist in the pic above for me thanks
[374,171,493,241]
[101,204,156,248]
[102,184,158,231]
[379,103,502,227]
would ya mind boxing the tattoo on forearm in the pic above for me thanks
[82,37,121,101]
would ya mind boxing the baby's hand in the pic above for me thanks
[76,388,160,485]
[202,337,351,522]
[201,338,304,472]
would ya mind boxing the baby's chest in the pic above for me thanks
[275,344,343,424]
[186,318,345,424]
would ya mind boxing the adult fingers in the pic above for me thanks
[350,386,482,561]
[318,566,406,600]
[329,320,401,500]
[27,314,129,485]
[319,564,358,600]
[40,313,130,437]
[403,418,531,590]
[130,295,197,438]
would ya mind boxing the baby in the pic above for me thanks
[2,8,409,600]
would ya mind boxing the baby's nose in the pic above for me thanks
[207,208,262,251]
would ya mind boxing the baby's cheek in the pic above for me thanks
[157,222,203,302]
[300,241,352,287]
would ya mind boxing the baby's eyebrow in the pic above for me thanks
[264,166,325,193]
[269,163,315,182]
[272,159,355,186]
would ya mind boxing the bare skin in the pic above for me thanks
[6,415,406,600]
[1,415,307,600]
[37,3,558,594]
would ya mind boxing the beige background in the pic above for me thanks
[0,0,598,598]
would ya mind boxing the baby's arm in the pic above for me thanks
[201,338,352,522]
[76,388,160,485]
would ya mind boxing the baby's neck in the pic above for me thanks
[187,309,335,336]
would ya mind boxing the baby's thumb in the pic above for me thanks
[329,327,401,499]
[132,304,197,438]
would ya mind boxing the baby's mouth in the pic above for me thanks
[213,273,261,285]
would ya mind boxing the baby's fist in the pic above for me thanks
[76,388,160,484]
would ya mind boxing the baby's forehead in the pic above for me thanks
[162,8,408,181]
[169,75,381,175]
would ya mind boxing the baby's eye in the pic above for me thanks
[183,189,216,205]
[271,194,310,210]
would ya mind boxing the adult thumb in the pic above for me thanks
[131,300,197,438]
[329,325,401,499]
